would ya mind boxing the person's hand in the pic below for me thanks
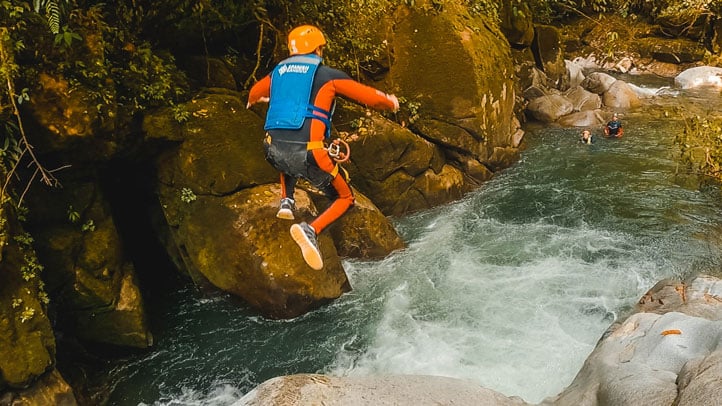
[387,94,399,112]
[246,97,270,109]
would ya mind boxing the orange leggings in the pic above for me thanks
[278,151,355,234]
[310,173,354,234]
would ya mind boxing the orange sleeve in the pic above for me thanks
[247,75,271,106]
[332,78,397,111]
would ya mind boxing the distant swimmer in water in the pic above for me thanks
[604,113,623,138]
[579,129,592,144]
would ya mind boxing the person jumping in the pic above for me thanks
[247,25,399,270]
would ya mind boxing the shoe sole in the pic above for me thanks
[290,224,324,270]
[276,209,294,220]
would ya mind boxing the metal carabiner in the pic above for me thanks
[326,138,350,163]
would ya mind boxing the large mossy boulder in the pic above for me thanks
[145,90,277,195]
[336,110,473,216]
[157,182,350,319]
[387,2,519,161]
[325,191,405,259]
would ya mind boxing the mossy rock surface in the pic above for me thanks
[0,205,55,389]
[158,183,350,319]
[150,91,277,196]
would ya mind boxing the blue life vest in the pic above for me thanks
[265,54,332,137]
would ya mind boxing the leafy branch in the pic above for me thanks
[0,29,64,205]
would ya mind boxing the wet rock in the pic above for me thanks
[563,86,601,112]
[545,274,722,406]
[1,370,77,406]
[556,110,604,128]
[24,179,152,349]
[239,374,530,406]
[581,72,617,95]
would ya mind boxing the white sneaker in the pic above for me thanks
[290,222,323,270]
[276,198,295,220]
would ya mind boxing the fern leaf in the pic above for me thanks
[46,1,60,35]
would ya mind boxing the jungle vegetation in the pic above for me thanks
[1,0,722,209]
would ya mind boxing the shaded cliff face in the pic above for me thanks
[0,203,55,390]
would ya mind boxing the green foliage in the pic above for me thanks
[172,104,191,123]
[180,187,197,203]
[34,0,63,34]
[676,114,722,182]
[53,25,81,47]
[13,231,33,246]
[81,219,95,232]
[19,306,36,322]
[66,205,80,223]
[20,252,43,281]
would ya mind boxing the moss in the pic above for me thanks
[0,203,55,389]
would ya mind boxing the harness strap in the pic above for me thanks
[306,141,325,150]
[306,105,332,139]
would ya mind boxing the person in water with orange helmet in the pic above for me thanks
[247,25,399,270]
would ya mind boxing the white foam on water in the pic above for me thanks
[327,204,670,403]
[139,383,243,406]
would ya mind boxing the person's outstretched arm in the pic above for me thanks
[332,77,399,112]
[247,75,271,108]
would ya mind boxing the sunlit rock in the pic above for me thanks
[239,374,530,406]
[544,274,722,406]
[386,3,518,159]
[0,370,77,405]
[147,91,277,196]
[602,80,642,109]
[674,66,722,89]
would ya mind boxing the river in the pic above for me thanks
[100,78,722,405]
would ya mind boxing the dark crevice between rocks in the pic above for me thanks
[54,157,192,405]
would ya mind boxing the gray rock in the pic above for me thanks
[674,66,722,89]
[239,374,529,406]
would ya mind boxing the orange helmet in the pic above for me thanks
[287,25,326,55]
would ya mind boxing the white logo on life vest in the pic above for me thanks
[279,64,309,75]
